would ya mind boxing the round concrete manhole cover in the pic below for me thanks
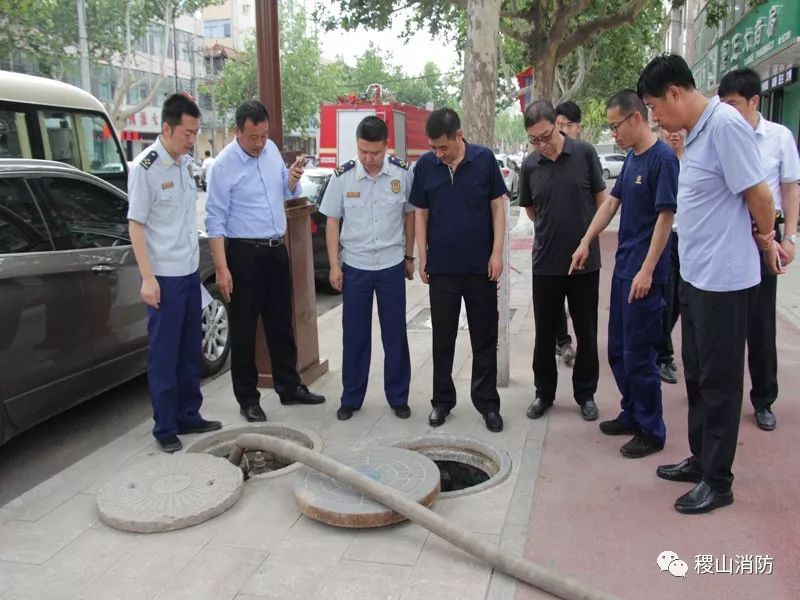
[97,454,243,533]
[294,447,440,528]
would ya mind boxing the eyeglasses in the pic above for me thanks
[527,125,557,146]
[608,113,635,133]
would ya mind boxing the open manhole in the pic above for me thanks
[186,424,323,482]
[390,434,511,498]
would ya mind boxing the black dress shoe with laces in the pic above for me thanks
[526,396,552,419]
[177,419,223,435]
[755,408,776,431]
[579,399,599,421]
[484,411,503,432]
[656,457,702,483]
[157,435,182,453]
[428,406,450,427]
[240,405,267,422]
[620,433,663,458]
[674,481,733,514]
[392,405,411,419]
[280,385,325,405]
[336,406,358,421]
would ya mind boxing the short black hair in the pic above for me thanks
[718,68,762,100]
[356,115,388,142]
[161,93,200,129]
[637,53,696,99]
[235,100,269,130]
[523,100,556,129]
[204,150,211,157]
[425,108,461,139]
[607,89,649,122]
[555,100,581,123]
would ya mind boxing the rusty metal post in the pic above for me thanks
[255,0,284,150]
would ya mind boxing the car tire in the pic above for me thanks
[201,283,231,377]
[602,168,611,179]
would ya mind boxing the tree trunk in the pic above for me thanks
[461,0,500,147]
[532,50,559,103]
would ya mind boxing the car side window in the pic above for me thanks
[37,177,130,250]
[0,178,51,254]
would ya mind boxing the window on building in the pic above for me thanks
[204,19,231,39]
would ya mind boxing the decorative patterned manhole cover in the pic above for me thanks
[294,447,440,528]
[97,454,243,533]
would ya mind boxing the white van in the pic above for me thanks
[0,70,128,191]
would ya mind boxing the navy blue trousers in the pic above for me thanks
[341,262,410,408]
[147,271,203,439]
[608,275,666,445]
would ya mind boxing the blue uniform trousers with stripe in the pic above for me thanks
[608,274,667,445]
[146,271,203,439]
[341,262,410,408]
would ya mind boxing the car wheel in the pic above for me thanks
[602,168,611,179]
[201,283,231,376]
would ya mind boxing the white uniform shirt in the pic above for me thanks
[127,137,199,276]
[319,155,414,271]
[754,114,800,212]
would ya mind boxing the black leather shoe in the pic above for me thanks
[157,435,182,453]
[393,405,411,419]
[240,405,267,422]
[526,396,552,419]
[656,458,702,483]
[674,481,733,514]
[620,433,663,458]
[280,385,325,405]
[428,406,450,427]
[755,408,776,431]
[579,399,599,421]
[484,411,503,432]
[336,406,357,421]
[177,419,222,435]
[599,418,638,436]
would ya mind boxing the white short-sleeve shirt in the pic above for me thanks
[754,114,800,212]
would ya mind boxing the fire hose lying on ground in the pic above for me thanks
[228,434,619,600]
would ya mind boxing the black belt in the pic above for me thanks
[776,210,784,225]
[230,236,284,247]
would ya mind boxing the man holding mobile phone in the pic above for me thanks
[205,100,325,423]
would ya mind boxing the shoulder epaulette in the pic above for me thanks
[388,155,409,170]
[334,160,356,177]
[140,150,158,170]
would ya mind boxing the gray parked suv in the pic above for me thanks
[0,159,230,445]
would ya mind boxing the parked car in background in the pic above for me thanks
[0,159,230,446]
[598,153,627,179]
[495,153,519,199]
[299,167,336,288]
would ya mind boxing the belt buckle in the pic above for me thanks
[268,237,282,247]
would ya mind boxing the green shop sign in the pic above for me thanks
[693,0,800,92]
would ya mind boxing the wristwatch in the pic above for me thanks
[404,255,414,262]
[785,234,797,245]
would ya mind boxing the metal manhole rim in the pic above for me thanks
[388,433,512,498]
[185,423,324,481]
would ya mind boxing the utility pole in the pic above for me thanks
[172,6,179,92]
[255,0,283,150]
[76,0,91,92]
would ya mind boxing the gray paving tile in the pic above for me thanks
[153,545,264,600]
[268,515,355,565]
[0,493,96,564]
[318,559,411,600]
[240,557,329,599]
[0,561,39,596]
[343,521,429,566]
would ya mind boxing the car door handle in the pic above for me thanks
[91,265,116,273]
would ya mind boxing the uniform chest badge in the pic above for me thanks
[161,181,175,190]
[391,179,401,193]
[346,191,360,198]
[635,174,643,185]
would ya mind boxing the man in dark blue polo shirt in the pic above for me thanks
[519,100,606,423]
[409,108,507,433]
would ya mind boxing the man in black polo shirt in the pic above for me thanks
[410,108,507,433]
[520,100,606,422]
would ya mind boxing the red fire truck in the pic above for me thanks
[318,85,431,168]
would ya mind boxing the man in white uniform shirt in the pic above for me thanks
[719,67,800,432]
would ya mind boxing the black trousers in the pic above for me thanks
[556,305,572,347]
[747,239,779,410]
[227,241,301,407]
[429,274,499,414]
[532,271,599,403]
[681,280,757,492]
[657,232,681,365]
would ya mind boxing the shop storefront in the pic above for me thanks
[691,0,800,140]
